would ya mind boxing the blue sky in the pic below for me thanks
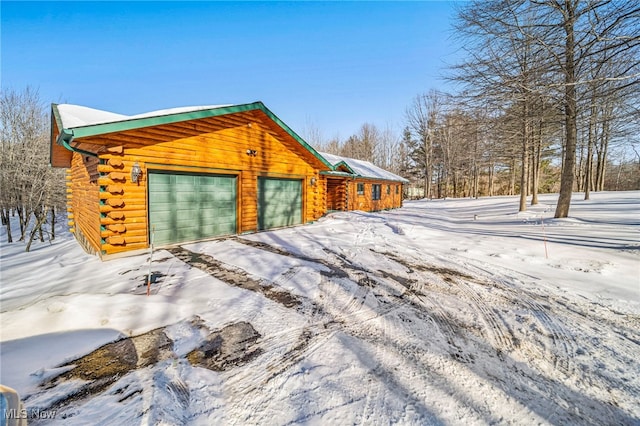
[2,1,460,141]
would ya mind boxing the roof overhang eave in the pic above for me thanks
[55,101,333,170]
[67,102,264,139]
[320,170,408,183]
[321,171,353,177]
[56,127,99,158]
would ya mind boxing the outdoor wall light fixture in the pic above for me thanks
[246,149,258,156]
[310,177,317,186]
[131,162,142,183]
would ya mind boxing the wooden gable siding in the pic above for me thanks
[347,179,403,212]
[50,118,73,168]
[248,110,326,170]
[70,111,324,255]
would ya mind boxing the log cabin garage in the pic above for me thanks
[50,102,406,258]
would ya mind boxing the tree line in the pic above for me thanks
[0,87,66,251]
[312,0,639,217]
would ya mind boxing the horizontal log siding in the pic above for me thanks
[241,170,257,232]
[71,112,325,255]
[326,178,347,211]
[312,177,325,219]
[68,153,101,254]
[347,179,403,212]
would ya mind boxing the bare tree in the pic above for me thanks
[450,1,556,211]
[0,87,65,251]
[533,0,639,216]
[340,123,380,163]
[406,90,446,199]
[301,117,326,151]
[450,0,639,216]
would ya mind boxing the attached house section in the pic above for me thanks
[320,152,408,212]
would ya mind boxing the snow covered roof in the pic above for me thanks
[51,103,407,182]
[56,104,231,129]
[320,152,409,183]
[51,102,334,169]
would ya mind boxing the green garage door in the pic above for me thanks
[149,172,236,245]
[258,178,303,230]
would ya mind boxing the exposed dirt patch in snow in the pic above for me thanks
[186,322,262,371]
[26,327,173,415]
[25,317,264,420]
[231,236,350,279]
[168,246,301,308]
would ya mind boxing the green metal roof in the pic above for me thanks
[332,160,357,175]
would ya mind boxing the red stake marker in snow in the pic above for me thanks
[147,226,155,296]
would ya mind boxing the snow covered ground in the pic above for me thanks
[1,191,638,425]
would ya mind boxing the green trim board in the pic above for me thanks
[51,103,64,134]
[332,160,357,174]
[69,103,261,138]
[320,171,353,177]
[50,107,64,166]
[60,134,99,158]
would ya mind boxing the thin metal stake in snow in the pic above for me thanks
[147,225,155,296]
[541,215,549,259]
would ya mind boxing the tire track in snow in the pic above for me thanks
[224,238,442,423]
[210,236,632,423]
[452,279,515,356]
[184,235,412,413]
[233,237,472,369]
[450,256,640,422]
[372,249,610,422]
[312,246,476,422]
[351,297,431,424]
[221,313,340,423]
[406,284,474,363]
[391,249,580,376]
[353,308,390,425]
[376,246,596,412]
[449,256,637,421]
[375,250,517,359]
[144,362,192,425]
[522,291,640,402]
[451,258,579,377]
[517,296,576,376]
